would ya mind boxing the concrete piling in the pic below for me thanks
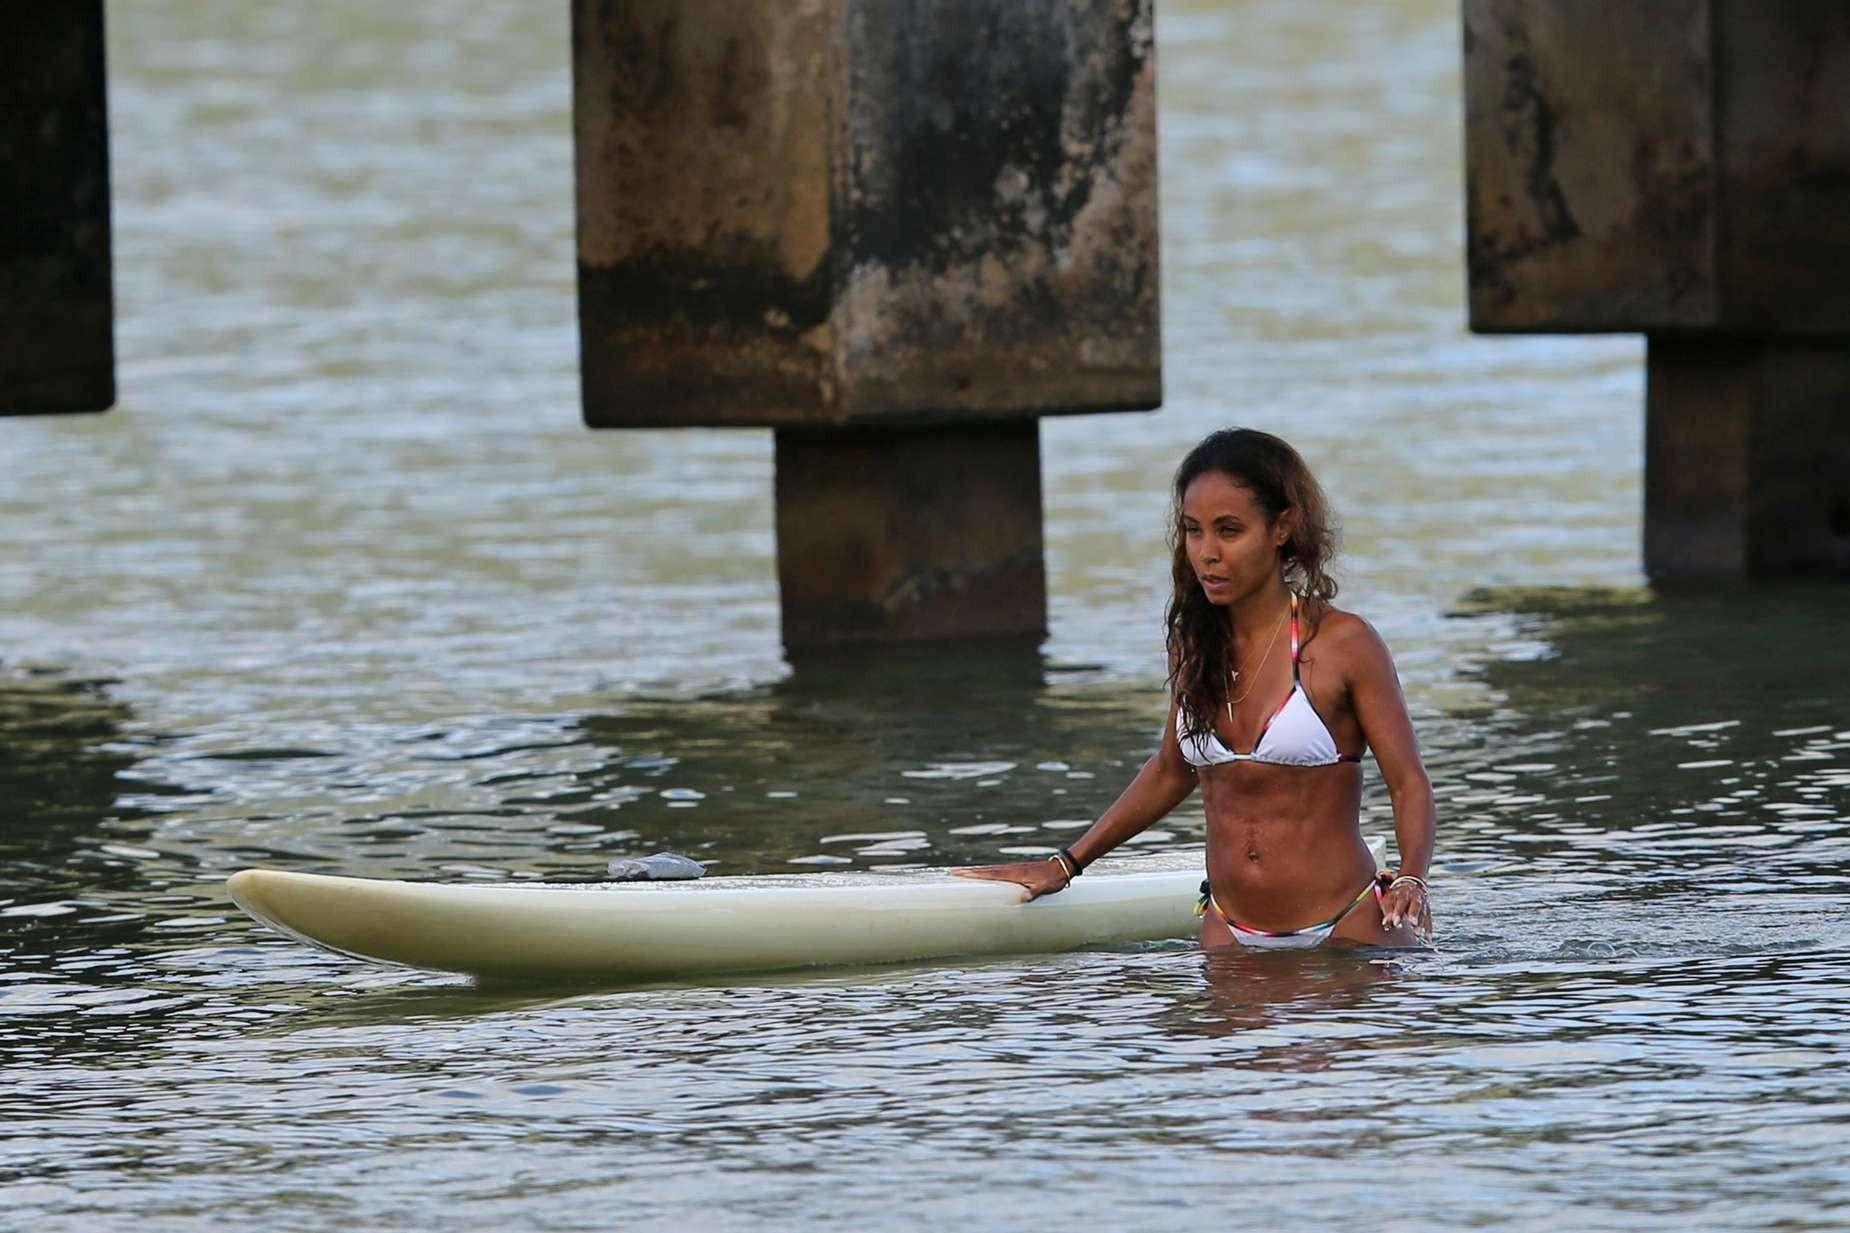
[1464,0,1850,578]
[1646,339,1850,577]
[0,3,114,416]
[573,0,1159,645]
[773,421,1046,646]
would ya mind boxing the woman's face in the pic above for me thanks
[1180,471,1288,604]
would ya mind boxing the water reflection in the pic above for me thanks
[17,643,1176,901]
[0,671,154,949]
[570,641,1180,874]
[1429,585,1850,962]
[0,670,223,1054]
[1451,585,1850,848]
[0,669,138,855]
[1458,584,1850,727]
[1176,947,1402,1043]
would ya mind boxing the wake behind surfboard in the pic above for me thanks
[228,838,1387,984]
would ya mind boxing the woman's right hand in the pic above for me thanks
[950,857,1072,901]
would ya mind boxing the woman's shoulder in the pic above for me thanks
[1303,601,1390,659]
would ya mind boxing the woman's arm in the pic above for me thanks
[1068,701,1199,869]
[1343,616,1435,936]
[953,696,1199,899]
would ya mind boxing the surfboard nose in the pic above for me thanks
[226,869,274,923]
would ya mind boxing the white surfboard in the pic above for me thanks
[227,838,1388,983]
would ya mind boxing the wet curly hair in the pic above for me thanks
[1164,428,1340,743]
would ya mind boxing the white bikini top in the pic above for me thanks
[1175,595,1362,769]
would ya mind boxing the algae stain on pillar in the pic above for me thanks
[572,0,1160,646]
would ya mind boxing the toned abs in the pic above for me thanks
[1198,646,1376,931]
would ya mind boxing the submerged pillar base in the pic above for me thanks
[774,423,1046,647]
[1646,337,1850,579]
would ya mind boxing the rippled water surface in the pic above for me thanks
[5,2,1848,1230]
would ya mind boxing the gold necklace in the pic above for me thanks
[1226,603,1289,717]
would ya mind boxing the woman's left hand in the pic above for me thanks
[1380,882,1432,940]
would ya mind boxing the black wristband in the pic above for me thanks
[1059,847,1084,876]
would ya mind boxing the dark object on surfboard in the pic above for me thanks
[605,852,707,882]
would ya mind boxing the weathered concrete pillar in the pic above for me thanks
[573,0,1158,645]
[1,3,114,415]
[1464,1,1850,578]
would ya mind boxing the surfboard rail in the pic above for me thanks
[227,838,1388,983]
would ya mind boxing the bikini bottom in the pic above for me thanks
[1197,872,1390,950]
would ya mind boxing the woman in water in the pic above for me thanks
[957,428,1433,948]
